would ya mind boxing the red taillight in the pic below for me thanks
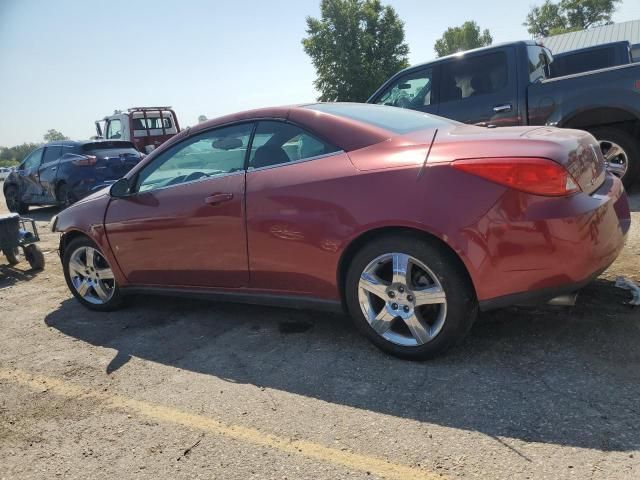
[451,157,580,196]
[72,155,97,166]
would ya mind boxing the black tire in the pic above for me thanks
[345,234,477,360]
[590,127,639,188]
[3,247,20,265]
[23,244,45,271]
[4,185,28,214]
[56,182,74,208]
[62,236,125,311]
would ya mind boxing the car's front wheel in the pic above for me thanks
[345,234,477,360]
[63,236,124,311]
[5,185,28,214]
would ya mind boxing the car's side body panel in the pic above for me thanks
[103,172,248,288]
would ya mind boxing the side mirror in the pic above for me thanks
[110,177,131,198]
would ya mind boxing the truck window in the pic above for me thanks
[132,117,173,129]
[527,47,547,83]
[106,119,122,139]
[374,68,433,110]
[552,48,614,77]
[440,52,508,103]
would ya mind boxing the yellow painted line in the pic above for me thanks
[0,368,444,480]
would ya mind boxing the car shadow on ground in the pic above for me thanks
[45,279,640,452]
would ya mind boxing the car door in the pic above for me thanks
[436,48,520,127]
[245,120,346,296]
[104,122,254,288]
[16,147,44,203]
[38,144,63,201]
[370,66,439,115]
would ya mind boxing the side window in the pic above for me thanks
[528,47,547,83]
[22,148,44,170]
[42,145,63,164]
[249,121,340,169]
[106,119,122,139]
[137,123,253,193]
[440,52,508,103]
[374,68,433,110]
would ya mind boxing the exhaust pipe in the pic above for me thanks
[547,292,579,307]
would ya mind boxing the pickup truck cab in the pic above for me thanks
[96,107,180,154]
[368,40,640,186]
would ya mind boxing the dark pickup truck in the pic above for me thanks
[367,40,640,186]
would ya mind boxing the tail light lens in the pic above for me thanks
[72,155,97,166]
[452,157,580,196]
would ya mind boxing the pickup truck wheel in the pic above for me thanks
[590,127,639,188]
[5,185,28,214]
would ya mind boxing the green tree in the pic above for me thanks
[434,21,493,58]
[524,0,567,37]
[302,0,409,102]
[43,129,69,142]
[524,0,621,37]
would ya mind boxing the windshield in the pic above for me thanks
[304,103,454,134]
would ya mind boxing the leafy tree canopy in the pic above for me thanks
[43,129,69,142]
[524,0,621,37]
[302,0,409,102]
[434,21,493,57]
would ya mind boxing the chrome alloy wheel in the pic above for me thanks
[600,140,628,178]
[67,246,115,305]
[358,252,447,347]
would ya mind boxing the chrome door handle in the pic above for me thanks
[493,104,512,113]
[204,193,233,205]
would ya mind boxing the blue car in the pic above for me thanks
[3,140,142,213]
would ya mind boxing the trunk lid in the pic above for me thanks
[421,124,605,195]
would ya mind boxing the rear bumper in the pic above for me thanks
[470,174,630,307]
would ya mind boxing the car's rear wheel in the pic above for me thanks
[56,182,74,208]
[63,236,124,311]
[5,185,28,214]
[590,127,639,188]
[345,234,477,360]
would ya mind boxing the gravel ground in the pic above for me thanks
[0,184,639,480]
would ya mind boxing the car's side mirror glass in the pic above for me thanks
[110,177,130,197]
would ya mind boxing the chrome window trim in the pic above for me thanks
[247,150,345,173]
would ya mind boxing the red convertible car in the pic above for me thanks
[52,103,631,359]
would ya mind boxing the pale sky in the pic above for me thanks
[1,0,639,146]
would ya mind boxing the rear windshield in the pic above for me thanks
[304,103,453,134]
[82,141,139,156]
[82,141,136,152]
[132,117,173,129]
